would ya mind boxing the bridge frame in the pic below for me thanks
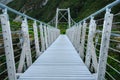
[0,0,120,80]
[0,4,60,80]
[55,8,71,28]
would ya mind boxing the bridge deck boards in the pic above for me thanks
[19,35,95,80]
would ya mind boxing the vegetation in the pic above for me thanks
[7,0,116,22]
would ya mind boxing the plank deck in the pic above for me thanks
[19,35,95,80]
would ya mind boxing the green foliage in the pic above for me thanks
[58,23,68,34]
[77,0,115,21]
[10,21,21,31]
[8,0,116,23]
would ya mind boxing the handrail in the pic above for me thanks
[78,0,120,23]
[0,3,60,80]
[0,3,49,25]
[66,1,120,79]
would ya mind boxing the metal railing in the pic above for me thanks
[0,3,60,80]
[66,0,120,80]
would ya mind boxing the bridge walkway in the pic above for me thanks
[19,35,95,80]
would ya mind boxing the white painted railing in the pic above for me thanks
[0,0,120,80]
[0,3,60,80]
[66,0,120,80]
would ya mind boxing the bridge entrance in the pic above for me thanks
[48,8,76,34]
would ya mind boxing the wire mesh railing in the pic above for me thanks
[0,3,60,80]
[0,22,8,80]
[66,0,120,80]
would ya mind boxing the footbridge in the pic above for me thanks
[0,0,120,80]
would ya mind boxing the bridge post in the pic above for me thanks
[39,23,45,52]
[55,8,73,29]
[55,8,59,28]
[47,27,51,46]
[75,24,79,51]
[97,9,113,80]
[68,8,71,28]
[33,21,40,57]
[0,9,17,80]
[85,17,98,72]
[49,28,52,45]
[44,24,48,49]
[69,29,72,41]
[79,21,87,59]
[72,27,75,45]
[72,27,75,44]
[52,29,54,43]
[53,29,56,42]
[70,28,73,42]
[18,17,32,73]
[73,25,77,49]
[57,29,60,38]
[23,17,32,66]
[47,27,50,46]
[52,29,55,42]
[74,23,81,52]
[77,23,82,52]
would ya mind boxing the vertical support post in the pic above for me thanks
[52,29,54,43]
[39,23,45,52]
[50,29,53,43]
[68,8,71,28]
[79,21,87,59]
[74,25,78,49]
[17,19,26,73]
[44,24,48,49]
[49,28,52,45]
[69,29,72,41]
[55,8,59,28]
[53,29,55,41]
[55,8,72,29]
[0,9,16,80]
[23,17,32,67]
[47,27,51,46]
[71,27,75,44]
[33,21,40,57]
[85,17,97,70]
[71,27,74,44]
[97,9,113,80]
[18,17,32,73]
[77,23,82,52]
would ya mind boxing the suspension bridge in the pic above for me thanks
[0,0,120,80]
